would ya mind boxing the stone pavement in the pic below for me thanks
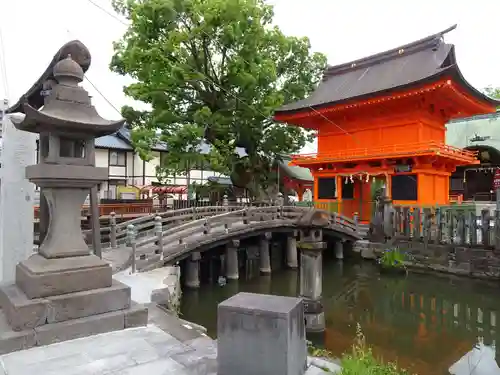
[0,324,216,375]
[0,300,217,375]
[103,247,133,273]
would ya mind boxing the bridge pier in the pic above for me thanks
[226,240,239,280]
[259,232,272,274]
[335,240,344,260]
[185,252,201,288]
[286,231,298,269]
[298,229,326,333]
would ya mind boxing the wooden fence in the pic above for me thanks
[371,200,500,250]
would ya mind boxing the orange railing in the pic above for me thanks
[290,141,479,164]
[33,202,155,219]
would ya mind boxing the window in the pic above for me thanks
[391,174,418,201]
[317,177,336,199]
[341,180,354,199]
[109,150,126,166]
[450,178,464,191]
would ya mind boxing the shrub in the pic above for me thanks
[340,324,412,375]
[378,248,407,270]
[308,324,413,374]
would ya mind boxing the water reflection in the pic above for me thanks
[181,258,500,375]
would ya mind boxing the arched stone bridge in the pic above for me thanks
[103,205,362,272]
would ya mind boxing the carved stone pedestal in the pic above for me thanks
[0,253,147,354]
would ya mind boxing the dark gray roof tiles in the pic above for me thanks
[276,25,500,115]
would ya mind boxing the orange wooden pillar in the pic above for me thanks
[336,175,343,214]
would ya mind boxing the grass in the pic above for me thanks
[378,248,408,271]
[308,324,413,374]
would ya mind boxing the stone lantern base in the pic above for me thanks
[0,253,147,354]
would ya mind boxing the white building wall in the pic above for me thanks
[94,147,226,199]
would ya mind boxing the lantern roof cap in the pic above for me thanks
[53,54,84,83]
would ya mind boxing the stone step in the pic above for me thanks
[0,302,148,355]
[0,280,131,331]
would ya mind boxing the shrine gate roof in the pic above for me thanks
[276,25,500,115]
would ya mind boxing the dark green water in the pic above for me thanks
[181,257,500,375]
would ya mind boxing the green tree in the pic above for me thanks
[484,86,500,100]
[110,0,326,199]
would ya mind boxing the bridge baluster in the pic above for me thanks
[154,216,163,257]
[203,218,211,234]
[110,212,117,248]
[353,214,359,232]
[127,224,137,273]
[223,194,229,211]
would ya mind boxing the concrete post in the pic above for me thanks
[286,231,298,268]
[0,109,36,283]
[217,293,307,375]
[185,251,201,288]
[109,212,117,248]
[127,224,137,273]
[154,216,163,257]
[334,240,344,260]
[298,229,326,333]
[259,232,272,274]
[226,240,239,280]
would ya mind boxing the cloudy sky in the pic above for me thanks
[1,0,498,153]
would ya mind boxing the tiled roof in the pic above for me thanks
[275,25,500,115]
[95,134,133,150]
[116,126,168,151]
[279,155,313,182]
[448,111,500,123]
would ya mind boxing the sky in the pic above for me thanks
[0,0,499,154]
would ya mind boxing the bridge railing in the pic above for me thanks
[82,205,247,248]
[123,205,360,272]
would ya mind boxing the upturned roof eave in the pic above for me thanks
[274,68,454,119]
[15,104,125,137]
[274,66,499,121]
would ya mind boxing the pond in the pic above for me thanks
[180,255,500,375]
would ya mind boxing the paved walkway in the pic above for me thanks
[102,247,132,273]
[0,325,216,375]
[0,303,216,375]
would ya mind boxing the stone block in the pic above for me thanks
[360,247,376,260]
[34,308,126,346]
[0,284,48,331]
[124,301,148,328]
[16,253,112,298]
[46,279,131,323]
[0,310,36,355]
[217,292,307,375]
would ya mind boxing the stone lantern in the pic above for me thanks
[0,46,147,352]
[16,55,123,259]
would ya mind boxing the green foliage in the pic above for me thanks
[110,0,326,194]
[378,248,407,270]
[340,324,411,375]
[307,324,412,374]
[484,86,500,100]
